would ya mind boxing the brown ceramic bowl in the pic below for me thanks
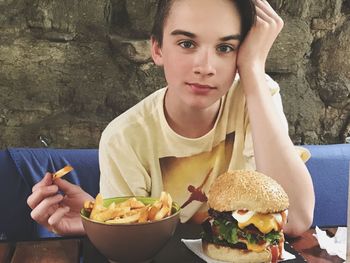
[81,196,180,263]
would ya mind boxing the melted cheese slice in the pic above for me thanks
[238,213,280,234]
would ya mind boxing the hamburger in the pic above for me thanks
[201,170,289,263]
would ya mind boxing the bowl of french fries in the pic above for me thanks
[81,191,180,263]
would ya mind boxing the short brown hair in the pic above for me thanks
[151,0,256,47]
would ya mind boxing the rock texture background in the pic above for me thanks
[0,0,349,148]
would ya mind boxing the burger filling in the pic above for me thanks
[201,208,287,258]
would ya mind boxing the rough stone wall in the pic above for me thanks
[0,0,349,148]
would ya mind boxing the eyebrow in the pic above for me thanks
[170,29,241,41]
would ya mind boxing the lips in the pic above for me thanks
[186,82,216,94]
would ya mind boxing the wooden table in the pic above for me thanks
[288,228,344,263]
[0,224,345,263]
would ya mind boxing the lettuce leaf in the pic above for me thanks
[212,218,281,245]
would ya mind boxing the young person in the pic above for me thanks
[27,0,315,237]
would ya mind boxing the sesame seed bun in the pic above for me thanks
[208,170,289,213]
[202,241,271,263]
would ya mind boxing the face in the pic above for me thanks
[152,0,242,111]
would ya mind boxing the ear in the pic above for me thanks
[151,36,163,66]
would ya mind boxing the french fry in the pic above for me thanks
[160,191,167,205]
[138,205,151,223]
[95,193,104,207]
[90,193,105,220]
[131,199,146,209]
[159,191,173,216]
[85,192,174,224]
[154,205,170,221]
[52,165,73,180]
[119,197,145,209]
[94,207,131,222]
[106,213,141,224]
[148,200,162,221]
[166,193,173,216]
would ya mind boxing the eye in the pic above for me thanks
[217,44,235,53]
[179,40,195,49]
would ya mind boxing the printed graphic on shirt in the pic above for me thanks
[160,132,235,223]
[180,168,211,209]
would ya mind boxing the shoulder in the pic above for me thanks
[100,88,166,146]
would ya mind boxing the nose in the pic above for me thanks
[193,48,216,76]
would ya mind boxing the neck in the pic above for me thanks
[164,94,221,139]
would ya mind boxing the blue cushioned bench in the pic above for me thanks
[1,144,349,241]
[303,144,350,227]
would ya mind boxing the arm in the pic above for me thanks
[237,0,315,237]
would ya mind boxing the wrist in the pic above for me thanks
[238,66,270,97]
[238,62,265,78]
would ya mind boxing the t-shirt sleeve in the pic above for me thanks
[98,131,151,198]
[295,146,311,162]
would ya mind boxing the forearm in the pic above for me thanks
[240,68,315,236]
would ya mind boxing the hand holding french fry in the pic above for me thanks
[84,191,173,224]
[27,171,93,236]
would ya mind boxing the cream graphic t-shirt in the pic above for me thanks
[99,75,289,223]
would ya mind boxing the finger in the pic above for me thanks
[255,0,281,21]
[30,194,63,224]
[54,178,80,194]
[256,6,274,24]
[48,206,70,226]
[32,173,53,192]
[27,184,59,209]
